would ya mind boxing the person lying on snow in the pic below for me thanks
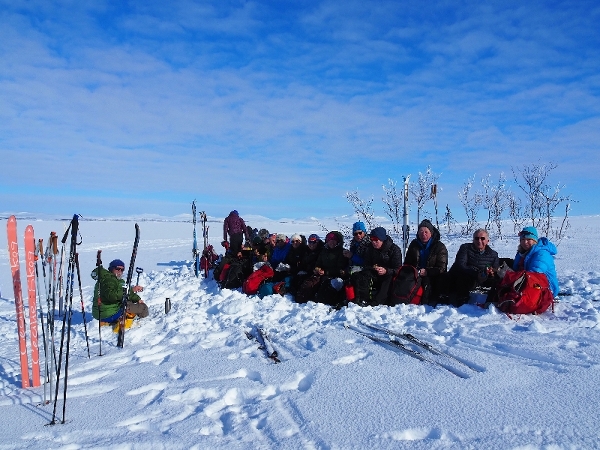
[91,259,149,329]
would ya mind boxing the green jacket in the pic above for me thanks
[91,266,141,320]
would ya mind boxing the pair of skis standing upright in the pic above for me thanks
[192,201,211,278]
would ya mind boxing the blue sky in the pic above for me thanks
[1,0,599,221]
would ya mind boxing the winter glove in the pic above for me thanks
[497,262,511,280]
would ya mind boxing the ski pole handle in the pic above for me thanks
[97,250,102,267]
[135,267,143,285]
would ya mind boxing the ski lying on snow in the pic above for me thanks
[345,324,467,378]
[246,326,280,363]
[358,320,482,373]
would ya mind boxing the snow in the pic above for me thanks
[1,214,600,449]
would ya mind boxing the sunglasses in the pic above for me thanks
[474,237,487,241]
[114,267,125,272]
[370,236,380,242]
[292,240,301,244]
[353,231,364,236]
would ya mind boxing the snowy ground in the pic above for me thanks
[1,214,600,449]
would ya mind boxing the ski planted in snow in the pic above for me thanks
[345,324,466,378]
[6,215,31,388]
[24,225,41,386]
[358,320,481,373]
[200,211,210,278]
[116,223,140,348]
[246,326,280,363]
[192,200,200,277]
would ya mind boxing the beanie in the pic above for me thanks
[276,233,287,242]
[370,227,387,241]
[418,219,435,234]
[519,226,538,242]
[325,232,338,242]
[108,259,125,270]
[308,234,320,242]
[352,221,367,234]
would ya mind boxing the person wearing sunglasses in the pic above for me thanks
[91,258,148,327]
[513,226,559,297]
[343,221,370,269]
[404,219,448,306]
[446,229,500,305]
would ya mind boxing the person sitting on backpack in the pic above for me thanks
[312,231,349,305]
[290,234,323,295]
[357,227,403,306]
[513,226,559,297]
[223,210,250,255]
[405,219,448,306]
[91,259,149,326]
[284,234,308,276]
[343,221,370,268]
[270,234,292,268]
[447,229,500,305]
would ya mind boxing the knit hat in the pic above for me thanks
[231,210,238,216]
[276,233,287,242]
[519,226,538,242]
[370,227,387,241]
[291,234,302,242]
[418,219,435,234]
[258,228,270,239]
[352,221,367,234]
[308,234,320,242]
[325,232,338,242]
[108,259,125,270]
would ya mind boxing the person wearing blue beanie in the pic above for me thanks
[344,222,370,267]
[91,257,149,325]
[513,226,559,296]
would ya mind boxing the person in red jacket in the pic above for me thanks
[223,210,250,255]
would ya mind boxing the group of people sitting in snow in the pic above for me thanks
[88,208,560,328]
[213,210,559,310]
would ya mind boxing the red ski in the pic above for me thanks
[6,216,30,388]
[25,225,41,387]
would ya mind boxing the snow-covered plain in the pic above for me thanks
[1,214,600,449]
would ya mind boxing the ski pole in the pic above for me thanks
[96,250,103,357]
[74,253,91,358]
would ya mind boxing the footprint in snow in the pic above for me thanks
[332,350,371,365]
[134,345,174,365]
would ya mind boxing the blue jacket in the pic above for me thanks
[513,237,559,296]
[270,242,292,268]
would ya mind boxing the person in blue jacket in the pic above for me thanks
[513,226,559,297]
[343,221,370,268]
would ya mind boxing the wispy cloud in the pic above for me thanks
[1,0,599,219]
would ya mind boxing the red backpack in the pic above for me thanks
[496,270,554,315]
[390,265,424,306]
[243,264,275,295]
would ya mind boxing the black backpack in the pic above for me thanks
[221,259,249,289]
[350,270,374,306]
[390,265,423,305]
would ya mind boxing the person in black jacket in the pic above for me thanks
[405,219,448,305]
[289,234,323,296]
[448,229,500,304]
[361,227,403,305]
